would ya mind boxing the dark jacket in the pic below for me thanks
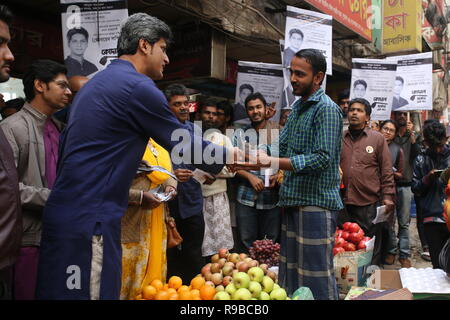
[412,146,450,219]
[0,128,21,270]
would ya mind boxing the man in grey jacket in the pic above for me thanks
[0,4,21,301]
[0,59,71,299]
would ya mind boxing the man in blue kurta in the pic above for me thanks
[36,13,228,300]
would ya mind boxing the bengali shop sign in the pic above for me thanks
[304,0,372,41]
[382,0,422,54]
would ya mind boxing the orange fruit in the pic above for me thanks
[150,279,164,291]
[155,290,170,300]
[163,284,169,291]
[177,285,190,293]
[168,292,179,300]
[142,285,157,300]
[178,290,192,300]
[190,289,200,299]
[192,296,202,300]
[168,276,183,289]
[135,294,143,300]
[190,277,206,290]
[199,285,216,300]
[166,288,177,295]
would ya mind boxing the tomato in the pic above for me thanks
[341,231,350,240]
[333,247,345,256]
[357,240,367,250]
[343,222,353,231]
[348,223,361,233]
[334,237,346,248]
[343,242,356,252]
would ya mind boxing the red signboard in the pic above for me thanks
[304,0,373,41]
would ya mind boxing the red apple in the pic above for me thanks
[266,271,277,282]
[228,253,240,263]
[357,240,367,250]
[343,222,353,231]
[348,223,361,234]
[343,242,356,252]
[333,247,345,256]
[218,248,229,259]
[211,254,220,263]
[222,275,233,286]
[218,258,227,268]
[239,253,248,260]
[210,263,221,274]
[201,263,211,276]
[211,273,223,285]
[334,237,346,248]
[341,231,350,240]
[238,262,249,273]
[348,232,363,245]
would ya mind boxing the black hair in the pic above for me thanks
[163,83,189,102]
[395,76,404,85]
[67,27,89,42]
[338,89,350,103]
[349,98,372,117]
[239,83,254,94]
[0,5,13,26]
[294,49,326,83]
[245,92,267,109]
[22,60,67,102]
[289,28,304,39]
[380,119,399,134]
[353,79,367,89]
[216,100,233,123]
[197,98,217,114]
[423,121,447,147]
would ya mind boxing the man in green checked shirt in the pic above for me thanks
[244,49,343,300]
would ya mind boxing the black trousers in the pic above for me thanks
[414,195,429,250]
[0,266,12,300]
[424,223,450,269]
[342,203,389,266]
[167,213,206,281]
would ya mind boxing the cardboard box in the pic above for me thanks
[367,269,450,300]
[344,286,413,300]
[333,249,374,294]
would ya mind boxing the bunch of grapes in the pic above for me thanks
[249,239,280,267]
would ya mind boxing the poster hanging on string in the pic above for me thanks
[284,6,332,75]
[233,61,284,127]
[350,58,397,121]
[387,52,433,111]
[60,0,128,78]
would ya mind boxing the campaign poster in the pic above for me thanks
[387,52,433,111]
[60,0,128,78]
[284,6,332,75]
[350,58,397,121]
[233,61,284,127]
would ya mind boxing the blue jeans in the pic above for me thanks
[388,186,411,258]
[235,202,280,250]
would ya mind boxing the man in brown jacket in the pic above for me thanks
[0,60,71,299]
[340,98,395,266]
[0,5,21,301]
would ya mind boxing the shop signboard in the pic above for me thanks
[60,0,129,78]
[304,0,373,41]
[350,58,397,120]
[285,6,333,75]
[387,52,433,111]
[382,0,422,54]
[233,61,284,127]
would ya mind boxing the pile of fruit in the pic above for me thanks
[248,239,280,267]
[333,222,371,256]
[137,276,217,300]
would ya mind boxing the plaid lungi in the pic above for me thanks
[278,206,338,300]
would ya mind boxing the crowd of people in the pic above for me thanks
[0,5,449,301]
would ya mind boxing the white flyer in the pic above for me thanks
[350,58,397,121]
[284,6,332,75]
[60,0,128,78]
[372,205,389,224]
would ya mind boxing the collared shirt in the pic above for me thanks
[233,121,280,209]
[64,56,98,78]
[341,128,395,206]
[43,119,60,189]
[275,88,344,210]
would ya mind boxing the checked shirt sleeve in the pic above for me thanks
[290,104,341,174]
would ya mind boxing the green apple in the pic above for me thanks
[259,291,270,300]
[251,298,257,300]
[225,283,237,296]
[248,281,262,299]
[214,291,231,300]
[215,285,225,292]
[247,267,264,283]
[270,288,287,300]
[233,288,252,300]
[233,272,250,289]
[261,276,274,293]
[273,283,280,291]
